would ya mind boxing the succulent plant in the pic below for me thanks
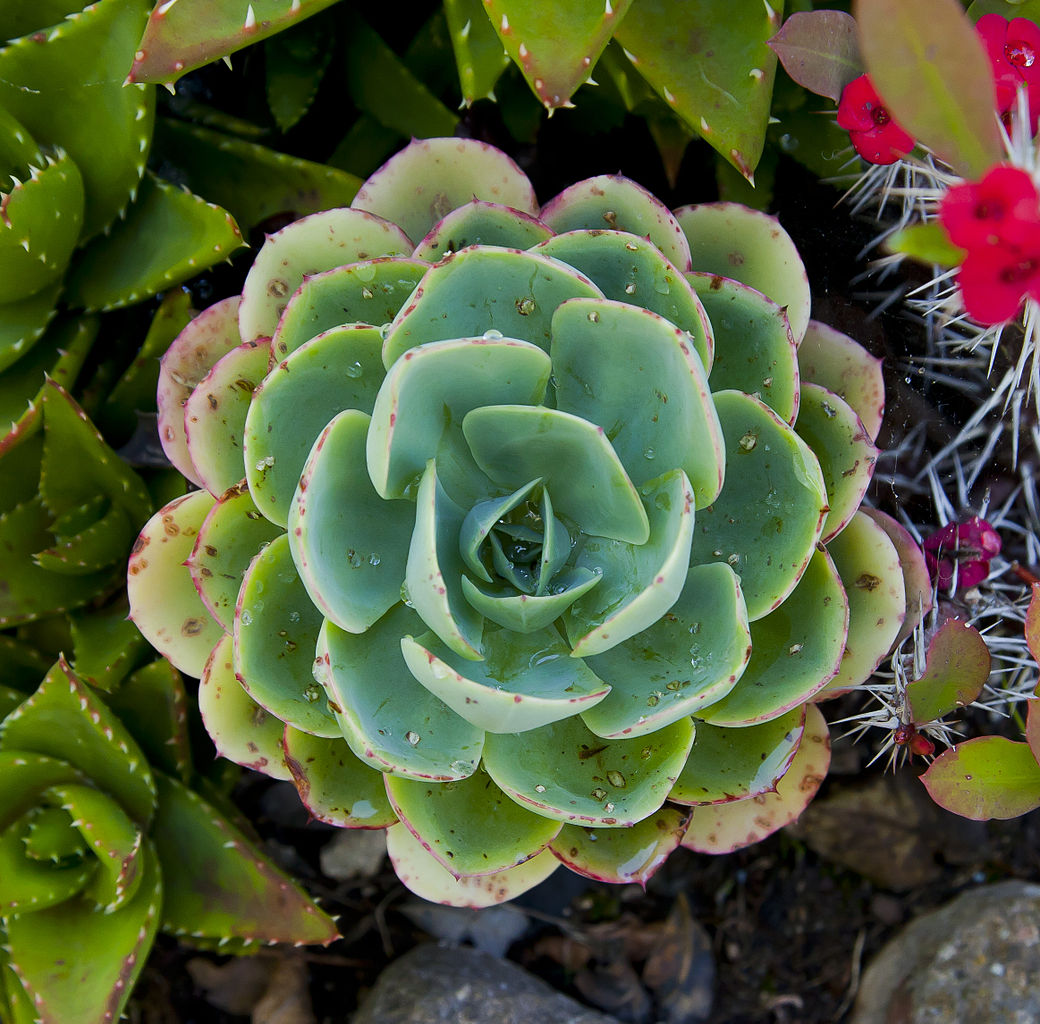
[128,136,913,906]
[0,652,337,1024]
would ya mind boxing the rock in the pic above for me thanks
[319,828,387,882]
[850,880,1040,1024]
[352,944,622,1024]
[398,899,530,956]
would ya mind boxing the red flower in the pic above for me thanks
[923,517,1001,592]
[940,165,1040,249]
[837,75,914,165]
[976,13,1040,120]
[958,242,1040,324]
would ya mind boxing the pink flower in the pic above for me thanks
[923,517,1001,592]
[837,74,914,165]
[940,165,1040,249]
[958,241,1040,324]
[976,13,1040,121]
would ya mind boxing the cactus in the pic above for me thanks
[128,137,913,906]
[0,652,337,1024]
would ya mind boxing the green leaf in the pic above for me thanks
[921,736,1040,819]
[68,598,150,693]
[906,619,990,725]
[855,0,1003,178]
[444,0,511,104]
[886,222,967,268]
[0,280,62,377]
[264,16,333,132]
[767,10,862,102]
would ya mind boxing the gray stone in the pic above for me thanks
[851,881,1040,1024]
[352,943,622,1024]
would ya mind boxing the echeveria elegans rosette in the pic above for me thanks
[129,138,907,906]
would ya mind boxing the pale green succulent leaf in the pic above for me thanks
[152,773,338,946]
[246,325,386,527]
[459,479,542,584]
[549,807,689,886]
[671,705,805,804]
[688,272,799,424]
[464,405,650,545]
[676,203,811,344]
[386,821,558,907]
[368,336,552,500]
[537,232,712,369]
[551,298,723,501]
[290,409,414,633]
[238,208,411,344]
[352,137,538,247]
[400,626,610,733]
[405,461,485,660]
[413,200,552,261]
[581,562,750,738]
[127,489,225,679]
[381,246,602,367]
[283,726,397,828]
[566,469,697,658]
[271,258,427,361]
[183,339,271,498]
[386,770,562,877]
[320,611,485,780]
[689,390,826,622]
[795,383,877,542]
[234,533,339,738]
[461,569,602,633]
[483,715,694,826]
[539,175,693,272]
[697,548,847,726]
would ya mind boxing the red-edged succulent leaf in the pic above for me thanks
[907,619,991,725]
[768,10,862,103]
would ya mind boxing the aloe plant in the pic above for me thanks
[0,651,337,1024]
[128,137,913,906]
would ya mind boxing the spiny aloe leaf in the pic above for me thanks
[551,297,722,500]
[152,773,338,945]
[199,634,291,780]
[290,409,414,633]
[855,0,1003,178]
[33,501,132,576]
[862,507,932,647]
[921,736,1040,819]
[0,281,62,378]
[127,489,225,677]
[271,259,427,360]
[0,942,37,1024]
[3,839,161,1024]
[68,598,150,693]
[283,726,397,827]
[767,10,862,102]
[386,770,562,877]
[154,119,360,234]
[483,715,695,826]
[0,152,83,304]
[444,0,511,104]
[234,533,338,737]
[0,636,50,693]
[794,383,877,542]
[352,137,538,247]
[797,320,885,442]
[238,208,411,344]
[128,0,341,85]
[415,201,552,262]
[264,14,332,132]
[63,172,244,312]
[549,807,689,886]
[400,626,610,734]
[907,619,990,725]
[819,510,905,695]
[613,0,781,180]
[184,339,271,497]
[381,246,602,366]
[581,561,750,738]
[386,821,558,907]
[0,0,154,240]
[689,390,827,622]
[0,810,93,913]
[320,610,485,781]
[671,706,805,804]
[697,548,846,726]
[677,203,811,345]
[481,0,634,109]
[157,295,242,488]
[368,336,550,500]
[0,659,156,827]
[688,273,798,425]
[682,702,829,852]
[540,175,692,272]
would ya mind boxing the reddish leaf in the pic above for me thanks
[769,11,862,103]
[906,619,991,725]
[854,0,1003,177]
[1025,582,1040,664]
[1027,699,1040,764]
